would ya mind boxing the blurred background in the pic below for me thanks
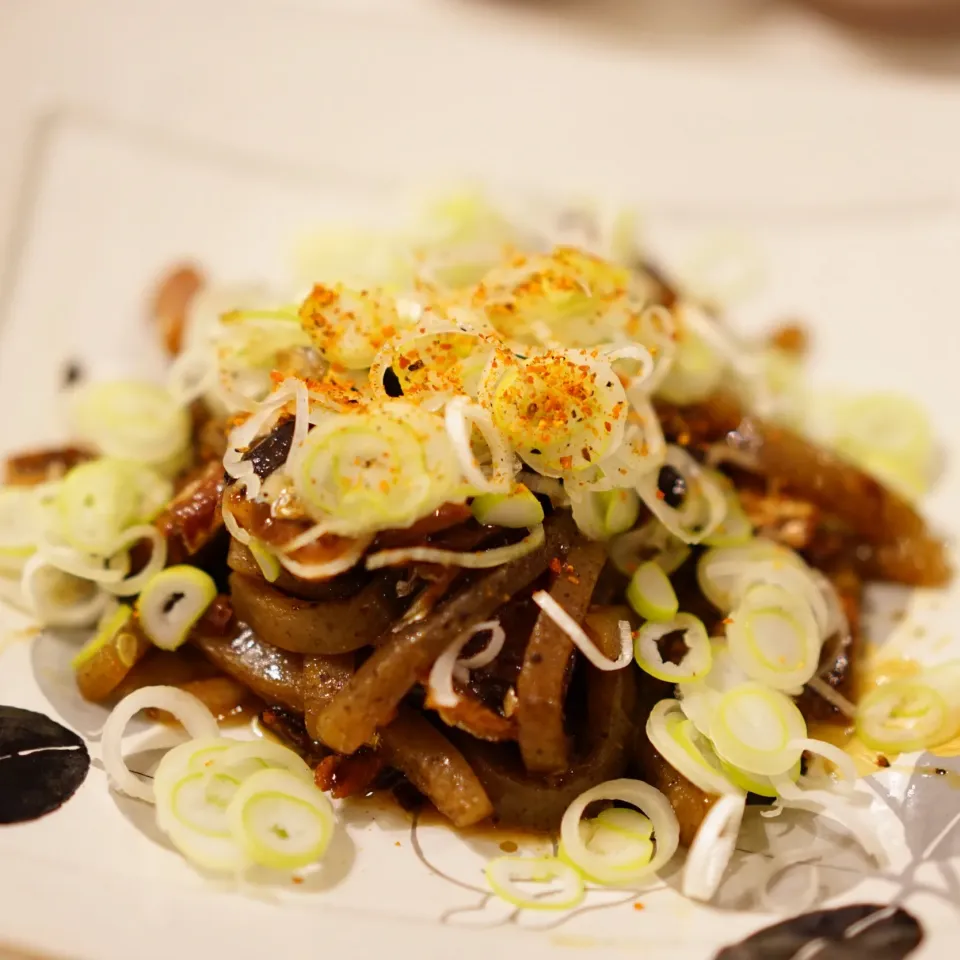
[364,0,960,76]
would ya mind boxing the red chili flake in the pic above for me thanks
[549,557,562,575]
[559,456,573,470]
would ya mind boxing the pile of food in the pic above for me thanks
[0,193,952,907]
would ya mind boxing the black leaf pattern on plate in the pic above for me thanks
[714,904,923,960]
[0,705,90,824]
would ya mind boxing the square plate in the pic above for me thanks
[1,4,960,959]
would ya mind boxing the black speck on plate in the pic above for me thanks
[0,705,90,824]
[716,904,923,960]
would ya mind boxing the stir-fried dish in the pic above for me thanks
[0,193,952,907]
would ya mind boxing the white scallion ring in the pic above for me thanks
[428,620,505,709]
[626,561,679,622]
[367,525,545,572]
[645,699,740,797]
[100,525,168,597]
[559,778,680,885]
[136,565,218,651]
[532,590,633,671]
[226,768,335,871]
[681,792,747,902]
[20,555,109,627]
[634,614,711,683]
[101,686,221,802]
[855,679,956,754]
[709,683,806,776]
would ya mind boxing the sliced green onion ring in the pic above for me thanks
[559,778,680,885]
[559,817,655,885]
[248,539,281,583]
[485,856,585,911]
[627,561,679,622]
[100,525,168,597]
[726,561,830,639]
[136,565,217,651]
[855,680,956,754]
[710,683,806,776]
[36,540,130,585]
[634,614,711,683]
[720,758,800,798]
[471,485,544,528]
[569,491,609,541]
[608,520,691,577]
[726,584,821,692]
[289,401,461,537]
[428,620,505,709]
[444,396,515,496]
[275,534,371,582]
[20,554,108,627]
[636,446,727,545]
[646,700,740,797]
[655,323,725,406]
[593,807,653,839]
[682,792,748,902]
[226,768,335,871]
[71,381,191,467]
[57,459,172,556]
[676,639,750,738]
[70,603,134,670]
[487,350,627,478]
[696,539,803,611]
[101,686,221,802]
[154,737,235,831]
[210,740,315,785]
[163,784,249,873]
[599,488,640,537]
[366,524,545,571]
[155,738,244,874]
[532,590,633,671]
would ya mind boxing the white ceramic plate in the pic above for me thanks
[2,4,960,959]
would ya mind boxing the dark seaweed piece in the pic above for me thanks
[242,419,296,480]
[0,706,90,824]
[383,367,403,397]
[657,464,687,509]
[715,904,923,960]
